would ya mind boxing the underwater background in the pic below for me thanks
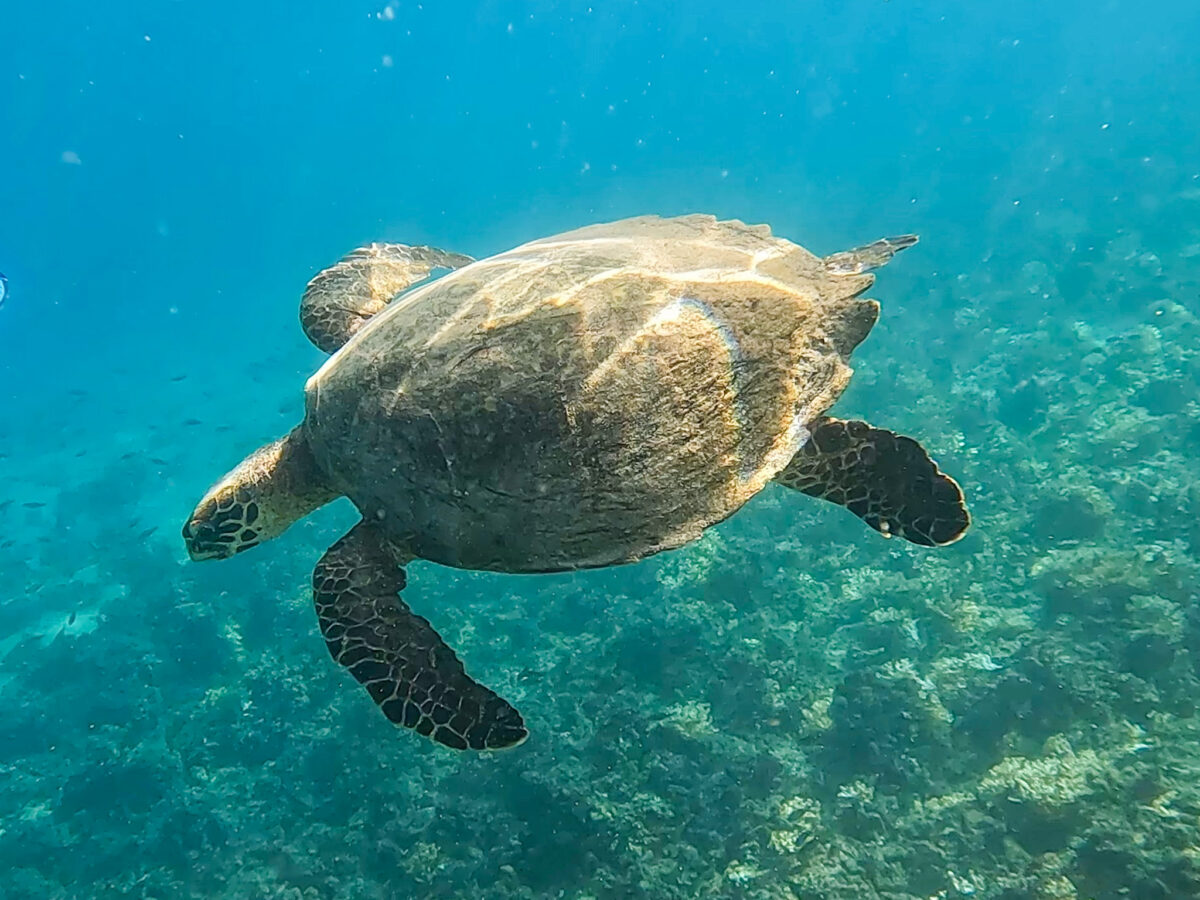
[3,0,1200,897]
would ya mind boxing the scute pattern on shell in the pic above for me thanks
[304,215,888,573]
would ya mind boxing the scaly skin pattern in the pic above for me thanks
[312,521,527,750]
[775,417,970,547]
[182,428,337,560]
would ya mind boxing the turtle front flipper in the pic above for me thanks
[823,234,919,275]
[776,417,969,547]
[300,243,473,353]
[313,521,528,750]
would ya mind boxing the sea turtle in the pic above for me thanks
[182,214,969,751]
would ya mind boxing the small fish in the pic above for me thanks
[0,499,11,512]
[67,611,76,625]
[183,418,202,426]
[23,501,46,509]
[149,457,168,465]
[170,374,188,382]
[121,451,137,460]
[0,272,7,309]
[137,526,158,540]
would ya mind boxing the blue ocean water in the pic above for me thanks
[3,1,1200,897]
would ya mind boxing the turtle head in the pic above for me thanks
[183,482,266,560]
[183,428,339,562]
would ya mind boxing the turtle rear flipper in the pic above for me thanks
[776,417,969,547]
[313,521,527,750]
[301,243,473,353]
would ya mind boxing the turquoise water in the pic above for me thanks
[3,1,1200,896]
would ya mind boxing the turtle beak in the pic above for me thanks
[181,517,234,561]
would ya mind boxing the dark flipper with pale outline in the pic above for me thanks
[824,234,919,276]
[300,243,473,353]
[313,521,527,750]
[776,417,969,547]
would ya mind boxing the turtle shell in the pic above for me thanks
[303,214,881,572]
